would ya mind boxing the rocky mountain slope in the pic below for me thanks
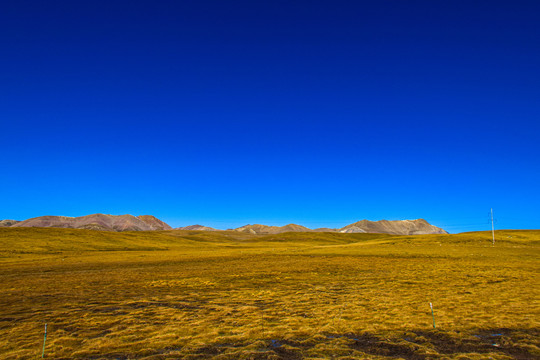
[137,215,173,230]
[10,214,172,231]
[339,219,448,235]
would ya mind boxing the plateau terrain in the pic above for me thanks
[0,227,538,359]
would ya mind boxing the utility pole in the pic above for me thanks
[491,208,495,246]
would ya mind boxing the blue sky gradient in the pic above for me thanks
[1,1,539,232]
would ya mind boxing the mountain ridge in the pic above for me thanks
[233,219,447,235]
[10,214,172,231]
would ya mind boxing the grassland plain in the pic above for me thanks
[0,228,538,359]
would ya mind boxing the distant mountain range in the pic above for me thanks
[1,215,447,234]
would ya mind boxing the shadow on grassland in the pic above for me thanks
[83,327,539,360]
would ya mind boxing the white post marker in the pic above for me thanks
[42,323,47,358]
[429,303,436,329]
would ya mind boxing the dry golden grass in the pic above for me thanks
[0,228,538,359]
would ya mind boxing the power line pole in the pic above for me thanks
[491,208,495,246]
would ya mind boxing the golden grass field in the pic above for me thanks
[0,228,538,359]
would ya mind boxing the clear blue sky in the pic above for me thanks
[1,1,539,233]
